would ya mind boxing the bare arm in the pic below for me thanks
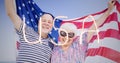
[87,0,115,42]
[5,0,22,30]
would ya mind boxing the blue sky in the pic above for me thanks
[34,0,108,18]
[0,0,119,62]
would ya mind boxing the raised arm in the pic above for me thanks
[87,0,115,42]
[5,0,22,30]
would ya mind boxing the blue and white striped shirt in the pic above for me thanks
[16,23,54,63]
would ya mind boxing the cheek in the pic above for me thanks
[68,38,73,43]
[60,37,65,42]
[59,37,63,41]
[41,22,46,25]
[69,38,72,41]
[49,24,53,28]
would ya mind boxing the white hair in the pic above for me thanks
[60,23,77,36]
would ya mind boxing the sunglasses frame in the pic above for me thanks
[60,31,75,38]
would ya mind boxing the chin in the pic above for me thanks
[42,29,50,33]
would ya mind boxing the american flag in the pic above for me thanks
[61,1,120,63]
[16,0,62,43]
[64,2,120,63]
[16,0,120,63]
[85,2,120,63]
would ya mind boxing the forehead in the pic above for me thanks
[41,14,53,19]
[60,28,75,33]
[60,23,77,32]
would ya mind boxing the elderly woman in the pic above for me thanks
[51,23,87,63]
[51,0,115,63]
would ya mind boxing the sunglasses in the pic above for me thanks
[60,31,75,38]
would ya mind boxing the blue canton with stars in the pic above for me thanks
[16,0,62,43]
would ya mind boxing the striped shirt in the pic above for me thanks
[16,23,54,63]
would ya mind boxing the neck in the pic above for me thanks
[41,33,48,38]
[39,31,48,38]
[61,45,70,51]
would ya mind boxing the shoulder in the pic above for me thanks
[15,22,23,34]
[15,22,38,35]
[53,46,61,52]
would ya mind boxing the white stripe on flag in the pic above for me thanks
[88,38,120,52]
[98,21,119,31]
[85,56,116,63]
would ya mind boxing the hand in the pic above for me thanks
[108,0,116,11]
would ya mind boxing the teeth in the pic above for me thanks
[42,26,49,29]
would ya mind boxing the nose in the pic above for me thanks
[63,36,70,41]
[43,22,49,26]
[44,23,48,25]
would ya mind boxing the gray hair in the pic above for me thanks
[60,23,77,36]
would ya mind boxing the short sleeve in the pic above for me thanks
[15,22,39,42]
[15,22,23,35]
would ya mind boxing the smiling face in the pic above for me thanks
[38,14,54,34]
[59,23,77,47]
[59,29,75,47]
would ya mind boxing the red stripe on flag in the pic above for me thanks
[62,12,118,29]
[89,29,120,43]
[115,1,120,13]
[87,47,120,63]
[61,21,93,29]
[100,12,118,27]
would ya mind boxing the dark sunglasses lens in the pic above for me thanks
[68,33,75,38]
[60,31,66,37]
